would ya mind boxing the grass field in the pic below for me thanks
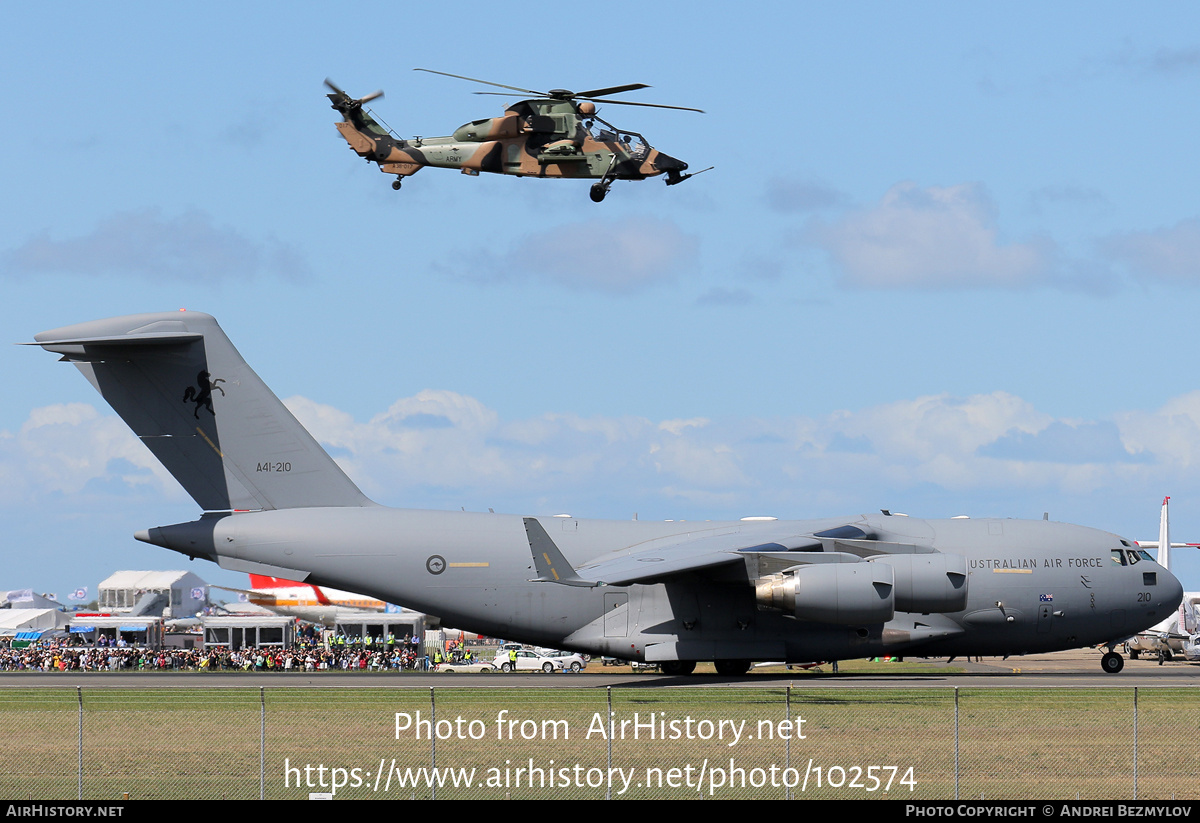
[1,685,1194,800]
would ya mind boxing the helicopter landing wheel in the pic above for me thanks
[589,183,608,203]
[391,179,403,191]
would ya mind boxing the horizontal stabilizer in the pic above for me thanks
[28,331,201,349]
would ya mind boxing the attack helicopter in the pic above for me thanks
[326,70,709,202]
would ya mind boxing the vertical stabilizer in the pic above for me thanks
[1159,496,1171,571]
[34,311,373,512]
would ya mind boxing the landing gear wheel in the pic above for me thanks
[391,179,403,191]
[589,182,607,203]
[1101,652,1125,674]
[713,659,752,676]
[1129,649,1139,660]
[659,660,696,676]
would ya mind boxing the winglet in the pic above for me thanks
[522,518,601,588]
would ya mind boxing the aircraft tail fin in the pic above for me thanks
[33,311,374,513]
[1159,496,1171,570]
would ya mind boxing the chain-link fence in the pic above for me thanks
[1,686,1195,800]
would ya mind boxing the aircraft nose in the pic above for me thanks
[655,154,688,172]
[1162,566,1185,611]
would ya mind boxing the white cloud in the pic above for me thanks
[650,419,746,488]
[15,389,1200,524]
[279,388,1183,510]
[1101,219,1200,285]
[448,217,699,293]
[841,392,1051,461]
[658,418,709,435]
[1117,391,1200,468]
[0,403,179,504]
[805,182,1052,289]
[5,208,309,282]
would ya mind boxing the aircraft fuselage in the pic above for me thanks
[142,508,1179,664]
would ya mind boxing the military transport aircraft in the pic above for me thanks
[32,312,1183,675]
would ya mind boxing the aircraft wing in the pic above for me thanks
[526,518,933,587]
[574,532,770,585]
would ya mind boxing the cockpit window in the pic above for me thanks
[1112,548,1155,566]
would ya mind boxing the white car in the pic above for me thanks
[493,649,565,673]
[537,649,587,672]
[435,660,497,673]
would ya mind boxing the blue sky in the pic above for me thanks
[5,3,1200,600]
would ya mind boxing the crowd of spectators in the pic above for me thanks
[0,638,445,673]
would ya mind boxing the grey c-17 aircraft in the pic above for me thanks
[32,311,1183,675]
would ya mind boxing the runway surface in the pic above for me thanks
[3,649,1197,688]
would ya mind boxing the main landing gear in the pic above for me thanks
[391,179,403,191]
[1101,651,1125,673]
[713,659,752,676]
[590,153,620,202]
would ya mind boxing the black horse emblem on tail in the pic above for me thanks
[182,370,226,419]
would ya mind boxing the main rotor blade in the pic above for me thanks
[575,83,650,98]
[584,97,705,113]
[324,78,346,96]
[414,68,545,97]
[359,89,384,104]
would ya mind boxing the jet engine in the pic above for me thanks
[755,562,895,624]
[871,553,968,613]
[754,552,969,624]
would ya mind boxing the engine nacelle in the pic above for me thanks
[870,553,968,613]
[756,562,895,625]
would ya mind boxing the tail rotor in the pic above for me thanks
[325,78,384,113]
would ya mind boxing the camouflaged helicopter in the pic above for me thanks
[326,70,708,202]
